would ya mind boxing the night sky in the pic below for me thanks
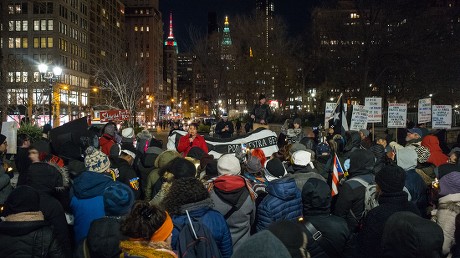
[159,0,317,52]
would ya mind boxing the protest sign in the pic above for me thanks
[324,102,336,128]
[432,105,452,129]
[387,103,407,128]
[1,121,18,154]
[350,105,368,131]
[365,97,382,123]
[418,98,431,124]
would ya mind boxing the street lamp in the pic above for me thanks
[38,64,62,127]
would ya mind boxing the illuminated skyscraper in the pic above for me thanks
[164,12,178,107]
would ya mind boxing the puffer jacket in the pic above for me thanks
[256,177,302,232]
[0,216,65,257]
[433,193,460,256]
[145,150,181,201]
[70,171,117,244]
[209,175,256,250]
[171,198,233,258]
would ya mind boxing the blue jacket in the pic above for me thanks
[70,171,117,244]
[256,177,302,232]
[171,199,233,258]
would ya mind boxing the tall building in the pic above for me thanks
[255,0,274,52]
[177,53,194,115]
[124,0,163,121]
[163,12,177,110]
[1,0,91,126]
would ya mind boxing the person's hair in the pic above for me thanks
[162,177,209,215]
[452,151,460,165]
[158,157,196,179]
[190,123,199,129]
[17,133,29,146]
[120,201,166,240]
[251,148,266,167]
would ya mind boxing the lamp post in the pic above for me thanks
[38,64,62,127]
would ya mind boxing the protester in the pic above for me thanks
[268,220,310,258]
[359,129,372,149]
[110,144,141,199]
[301,178,349,258]
[381,211,444,258]
[120,201,177,258]
[70,146,118,244]
[215,113,234,138]
[422,135,449,167]
[405,128,423,148]
[356,164,420,258]
[288,150,316,174]
[15,133,31,175]
[285,118,305,144]
[251,94,271,126]
[144,150,181,202]
[137,146,162,194]
[256,158,302,232]
[0,133,12,204]
[162,177,233,258]
[278,119,292,148]
[99,122,118,157]
[177,123,208,157]
[0,186,66,258]
[208,154,256,250]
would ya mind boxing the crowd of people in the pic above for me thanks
[0,119,459,258]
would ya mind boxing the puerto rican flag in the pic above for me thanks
[331,153,344,197]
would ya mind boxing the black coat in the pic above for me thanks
[215,120,234,138]
[15,147,31,175]
[0,220,65,258]
[356,191,420,258]
[110,158,140,199]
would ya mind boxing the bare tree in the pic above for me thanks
[94,57,146,125]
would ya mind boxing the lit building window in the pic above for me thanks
[15,21,21,31]
[146,26,149,31]
[22,20,28,31]
[350,13,359,19]
[8,21,14,31]
[41,19,47,30]
[81,92,88,106]
[8,38,14,48]
[48,20,53,30]
[22,37,28,48]
[47,37,53,48]
[34,20,39,31]
[134,26,138,31]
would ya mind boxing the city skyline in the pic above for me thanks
[159,0,316,51]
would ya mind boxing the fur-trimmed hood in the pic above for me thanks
[24,162,70,194]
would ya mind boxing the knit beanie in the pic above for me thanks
[3,185,40,216]
[217,154,241,175]
[396,147,418,171]
[360,129,370,137]
[316,142,331,156]
[293,118,302,126]
[103,183,135,216]
[439,171,460,196]
[154,150,181,168]
[0,134,6,145]
[187,146,206,160]
[264,158,287,181]
[121,127,134,143]
[415,146,431,164]
[268,220,309,258]
[289,143,307,156]
[375,164,406,193]
[85,146,111,173]
[291,150,314,168]
[169,158,197,179]
[246,155,263,174]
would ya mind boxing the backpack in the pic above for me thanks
[347,177,379,220]
[176,210,223,258]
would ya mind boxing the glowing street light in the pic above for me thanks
[38,63,63,127]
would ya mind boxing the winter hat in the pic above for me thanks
[360,129,370,137]
[187,146,206,160]
[31,140,50,154]
[85,146,111,173]
[264,158,287,181]
[103,123,116,136]
[103,183,135,216]
[415,146,431,164]
[259,94,266,101]
[369,144,386,162]
[289,143,308,155]
[232,231,291,258]
[154,150,181,168]
[3,185,40,216]
[316,142,331,156]
[396,147,418,171]
[293,118,302,125]
[449,147,460,156]
[0,134,6,145]
[121,127,134,143]
[291,150,314,168]
[217,154,241,175]
[302,178,331,214]
[168,158,197,179]
[375,164,406,193]
[206,159,219,178]
[121,144,137,159]
[407,128,422,137]
[246,155,263,174]
[439,171,460,196]
[142,147,163,167]
[348,149,376,174]
[268,220,309,258]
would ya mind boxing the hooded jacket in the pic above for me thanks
[343,131,362,156]
[0,219,65,258]
[302,178,350,258]
[145,150,181,201]
[136,146,162,192]
[110,157,140,199]
[99,134,117,157]
[23,162,72,257]
[256,177,302,232]
[333,149,375,231]
[171,198,233,258]
[433,193,460,255]
[422,135,448,167]
[70,171,117,244]
[209,175,256,250]
[356,191,420,258]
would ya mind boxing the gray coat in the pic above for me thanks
[210,178,256,251]
[0,164,12,204]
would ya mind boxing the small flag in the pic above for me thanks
[332,153,344,197]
